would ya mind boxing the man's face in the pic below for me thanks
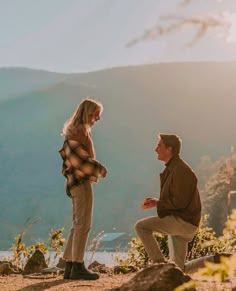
[155,139,172,162]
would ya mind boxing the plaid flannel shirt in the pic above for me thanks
[59,139,103,197]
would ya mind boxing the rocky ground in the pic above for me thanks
[1,273,236,291]
[1,252,236,291]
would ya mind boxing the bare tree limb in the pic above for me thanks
[126,14,228,47]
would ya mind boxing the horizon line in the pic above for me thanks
[1,60,236,75]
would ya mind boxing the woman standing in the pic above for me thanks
[59,98,107,280]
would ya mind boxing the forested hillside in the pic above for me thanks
[0,62,235,248]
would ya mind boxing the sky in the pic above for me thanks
[1,0,236,73]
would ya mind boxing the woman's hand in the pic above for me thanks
[100,166,107,178]
[141,197,158,210]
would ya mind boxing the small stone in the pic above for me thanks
[0,263,16,275]
[88,260,111,274]
[113,265,137,274]
[41,266,64,274]
[56,257,65,269]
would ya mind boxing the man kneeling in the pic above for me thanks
[135,133,201,271]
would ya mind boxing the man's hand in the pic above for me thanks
[100,166,107,178]
[141,197,158,210]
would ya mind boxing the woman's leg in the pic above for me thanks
[63,181,93,262]
[63,211,75,262]
[62,193,77,279]
[71,181,93,262]
[68,182,99,280]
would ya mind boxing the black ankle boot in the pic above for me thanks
[70,261,99,280]
[64,261,73,279]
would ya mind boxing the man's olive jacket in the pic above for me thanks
[157,155,201,226]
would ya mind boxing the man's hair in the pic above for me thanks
[159,133,182,155]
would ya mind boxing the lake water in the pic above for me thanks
[0,251,127,267]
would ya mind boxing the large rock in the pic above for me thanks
[23,250,48,274]
[113,263,194,291]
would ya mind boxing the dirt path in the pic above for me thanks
[1,273,236,290]
[0,273,135,291]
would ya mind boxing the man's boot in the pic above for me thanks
[70,261,99,280]
[64,261,73,279]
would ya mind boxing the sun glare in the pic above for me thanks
[227,13,236,43]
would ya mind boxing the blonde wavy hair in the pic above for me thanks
[62,98,103,137]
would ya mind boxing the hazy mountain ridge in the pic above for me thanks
[0,67,67,103]
[0,62,235,248]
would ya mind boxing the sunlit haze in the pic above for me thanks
[1,0,236,72]
[227,13,236,42]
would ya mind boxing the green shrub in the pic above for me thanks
[187,215,227,261]
[115,233,168,270]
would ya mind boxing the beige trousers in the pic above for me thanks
[63,181,93,263]
[135,215,198,270]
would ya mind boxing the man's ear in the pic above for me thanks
[167,147,173,155]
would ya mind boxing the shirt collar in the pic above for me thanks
[165,154,180,167]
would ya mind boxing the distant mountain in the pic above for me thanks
[0,62,235,248]
[0,68,66,102]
